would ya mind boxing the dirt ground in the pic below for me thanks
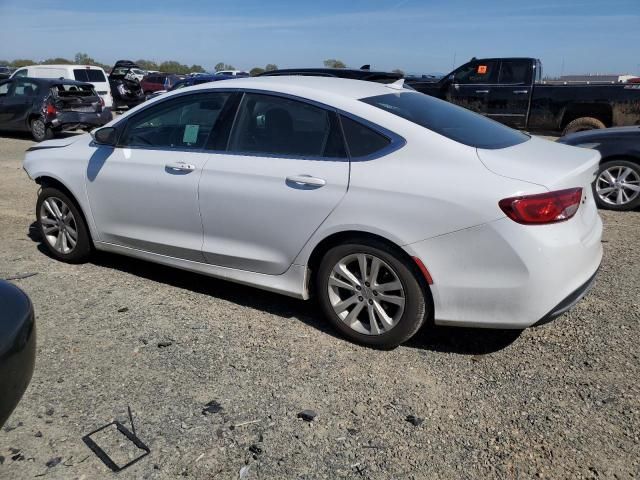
[0,133,638,479]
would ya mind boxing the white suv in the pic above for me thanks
[11,65,113,110]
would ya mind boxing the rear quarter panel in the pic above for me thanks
[293,118,547,265]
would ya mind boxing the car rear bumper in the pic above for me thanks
[533,267,599,327]
[49,109,112,130]
[404,213,603,329]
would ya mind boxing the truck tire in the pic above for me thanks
[562,117,606,136]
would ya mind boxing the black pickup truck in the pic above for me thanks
[407,57,640,135]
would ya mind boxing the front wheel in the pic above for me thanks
[36,187,92,263]
[593,160,640,211]
[30,118,53,142]
[316,242,429,348]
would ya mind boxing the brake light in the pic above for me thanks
[46,103,57,116]
[99,96,105,107]
[499,188,583,225]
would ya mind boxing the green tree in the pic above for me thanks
[392,68,405,76]
[265,63,278,72]
[41,57,73,65]
[135,59,159,71]
[214,62,235,72]
[323,59,346,69]
[250,67,265,76]
[74,52,95,64]
[189,64,206,73]
[9,59,36,68]
[158,60,190,74]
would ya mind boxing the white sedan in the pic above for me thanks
[23,77,602,347]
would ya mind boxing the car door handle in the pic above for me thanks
[286,174,326,187]
[513,90,529,94]
[165,162,195,172]
[475,90,490,94]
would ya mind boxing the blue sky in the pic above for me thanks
[1,0,638,76]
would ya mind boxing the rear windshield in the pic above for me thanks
[360,92,529,149]
[73,69,106,82]
[54,84,96,97]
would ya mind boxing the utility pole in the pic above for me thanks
[452,52,457,70]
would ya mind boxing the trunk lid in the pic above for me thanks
[477,136,601,233]
[476,136,600,191]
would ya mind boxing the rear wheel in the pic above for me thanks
[593,160,640,211]
[562,117,606,136]
[316,242,428,348]
[30,118,53,142]
[36,187,92,263]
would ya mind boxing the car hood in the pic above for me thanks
[476,136,600,191]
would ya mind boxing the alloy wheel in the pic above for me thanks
[596,165,640,206]
[39,197,78,254]
[327,253,405,336]
[31,120,45,140]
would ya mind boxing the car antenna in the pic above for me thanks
[386,78,405,90]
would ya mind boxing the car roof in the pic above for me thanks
[259,68,402,81]
[21,64,104,70]
[185,75,403,102]
[11,76,94,87]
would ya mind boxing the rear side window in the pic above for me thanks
[498,61,530,84]
[361,92,529,149]
[340,115,390,157]
[120,92,231,150]
[13,81,39,97]
[73,69,106,82]
[228,93,346,158]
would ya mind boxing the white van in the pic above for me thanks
[11,65,113,109]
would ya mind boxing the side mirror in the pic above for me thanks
[92,127,118,146]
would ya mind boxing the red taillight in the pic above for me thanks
[46,103,57,116]
[99,96,105,107]
[499,188,583,225]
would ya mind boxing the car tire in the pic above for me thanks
[36,187,92,263]
[316,241,429,348]
[562,117,606,136]
[30,118,53,142]
[592,159,640,211]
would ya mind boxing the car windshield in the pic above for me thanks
[360,92,529,149]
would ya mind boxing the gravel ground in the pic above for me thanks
[0,133,639,480]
